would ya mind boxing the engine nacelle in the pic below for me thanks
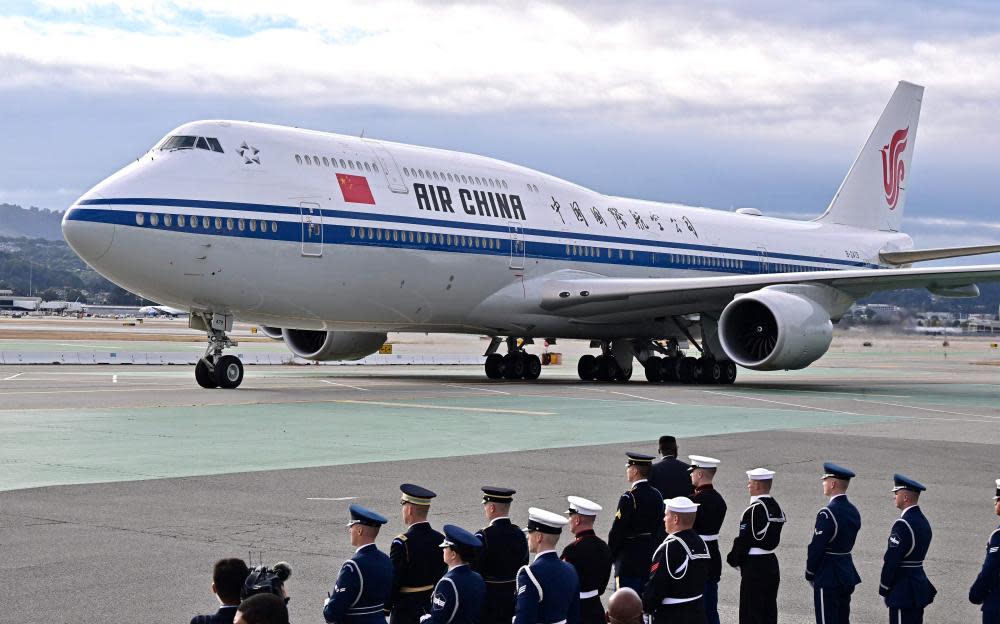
[259,326,284,340]
[281,329,388,361]
[718,286,843,371]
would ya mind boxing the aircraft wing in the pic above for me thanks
[538,264,1000,317]
[880,243,1000,264]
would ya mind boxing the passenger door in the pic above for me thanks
[508,223,525,270]
[300,202,323,257]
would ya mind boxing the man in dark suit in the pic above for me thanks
[474,486,529,624]
[561,496,612,624]
[388,484,448,624]
[806,462,862,624]
[649,436,693,500]
[192,558,250,624]
[879,474,936,624]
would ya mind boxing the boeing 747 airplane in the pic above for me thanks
[62,81,1000,388]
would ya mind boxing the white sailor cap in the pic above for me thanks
[688,455,721,469]
[664,496,699,514]
[525,507,569,534]
[566,496,602,516]
[994,478,999,501]
[746,467,776,481]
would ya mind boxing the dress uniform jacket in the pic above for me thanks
[726,495,785,624]
[641,529,711,624]
[325,543,395,624]
[691,484,727,582]
[970,524,1000,622]
[878,505,936,616]
[389,522,449,624]
[561,529,612,624]
[514,551,581,624]
[806,494,862,624]
[649,456,694,500]
[191,605,238,624]
[608,480,666,581]
[425,564,486,624]
[474,517,529,624]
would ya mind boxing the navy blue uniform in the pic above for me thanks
[642,529,711,624]
[726,495,785,624]
[649,456,693,500]
[879,506,936,624]
[806,494,862,624]
[474,517,529,624]
[425,564,486,624]
[191,605,238,624]
[389,522,449,624]
[514,551,581,624]
[325,543,395,624]
[561,529,612,624]
[970,525,1000,623]
[608,479,665,594]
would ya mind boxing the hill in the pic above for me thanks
[0,203,64,240]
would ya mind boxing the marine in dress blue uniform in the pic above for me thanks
[609,452,666,595]
[642,497,711,624]
[687,455,727,624]
[473,486,529,624]
[806,463,862,624]
[421,525,486,624]
[879,474,936,624]
[389,484,449,624]
[515,508,581,624]
[560,496,612,624]
[726,467,785,624]
[324,504,395,624]
[969,479,1000,624]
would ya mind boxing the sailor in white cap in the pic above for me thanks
[969,478,1000,621]
[641,497,710,624]
[514,508,581,624]
[726,468,786,624]
[687,456,727,624]
[561,497,612,624]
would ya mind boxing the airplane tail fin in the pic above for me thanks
[817,81,923,232]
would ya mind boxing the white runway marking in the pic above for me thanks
[748,388,912,399]
[575,386,677,404]
[335,399,554,416]
[2,373,23,381]
[702,390,862,416]
[852,398,1000,420]
[442,383,511,395]
[320,380,369,391]
[307,497,357,501]
[112,375,118,384]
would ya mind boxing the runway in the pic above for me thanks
[1,337,999,623]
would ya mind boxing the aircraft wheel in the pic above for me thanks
[644,356,662,383]
[504,353,526,380]
[699,358,722,384]
[214,355,244,389]
[677,356,699,384]
[485,353,504,379]
[595,355,618,382]
[658,357,679,383]
[720,361,738,384]
[577,354,597,381]
[617,366,633,382]
[525,354,542,380]
[195,358,218,389]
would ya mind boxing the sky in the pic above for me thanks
[1,0,999,255]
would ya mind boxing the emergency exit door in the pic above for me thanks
[509,223,525,270]
[300,202,323,257]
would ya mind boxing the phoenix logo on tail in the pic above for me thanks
[881,127,908,209]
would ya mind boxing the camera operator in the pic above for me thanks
[191,558,250,624]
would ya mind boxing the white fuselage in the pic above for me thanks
[62,120,911,339]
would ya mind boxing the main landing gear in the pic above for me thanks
[576,353,633,382]
[575,336,737,385]
[640,355,737,385]
[193,313,245,389]
[484,337,542,381]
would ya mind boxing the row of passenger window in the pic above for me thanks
[135,212,279,234]
[349,227,504,250]
[402,167,511,192]
[295,153,381,174]
[564,244,748,269]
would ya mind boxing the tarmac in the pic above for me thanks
[1,329,999,623]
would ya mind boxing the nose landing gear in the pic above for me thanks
[193,313,245,389]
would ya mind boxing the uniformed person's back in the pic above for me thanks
[324,505,395,624]
[389,484,448,624]
[688,455,726,624]
[561,496,612,624]
[648,436,693,500]
[515,508,580,624]
[806,463,862,624]
[642,497,710,624]
[969,478,1000,623]
[879,474,936,624]
[608,452,665,594]
[473,486,529,624]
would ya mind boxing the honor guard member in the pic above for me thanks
[474,486,529,624]
[421,525,486,624]
[389,484,448,624]
[642,497,711,624]
[649,436,694,500]
[609,452,666,594]
[688,455,727,624]
[726,467,786,624]
[806,463,862,624]
[969,479,1000,623]
[879,474,936,624]
[515,508,581,624]
[561,496,613,624]
[324,504,394,624]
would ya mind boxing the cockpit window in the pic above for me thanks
[160,135,225,153]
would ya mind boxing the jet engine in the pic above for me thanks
[281,329,388,361]
[718,286,848,371]
[259,326,284,340]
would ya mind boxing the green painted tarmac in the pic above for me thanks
[0,394,897,492]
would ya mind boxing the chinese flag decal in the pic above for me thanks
[337,173,376,205]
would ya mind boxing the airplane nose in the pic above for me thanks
[62,201,116,263]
